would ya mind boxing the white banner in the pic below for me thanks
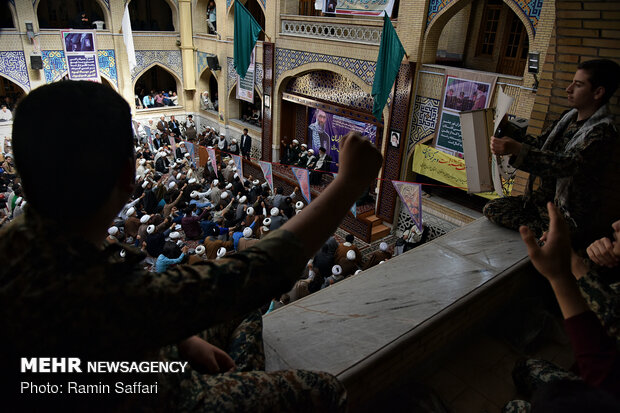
[324,0,396,17]
[236,47,255,103]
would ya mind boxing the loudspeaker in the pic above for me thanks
[30,55,43,70]
[206,55,220,71]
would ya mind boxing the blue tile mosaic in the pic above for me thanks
[0,51,30,91]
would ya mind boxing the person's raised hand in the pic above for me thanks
[336,131,382,194]
[520,202,571,283]
[587,235,620,268]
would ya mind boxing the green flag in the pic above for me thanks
[234,0,262,79]
[372,13,405,120]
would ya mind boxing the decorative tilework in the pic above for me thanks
[294,104,306,142]
[275,48,376,86]
[42,50,117,86]
[227,57,263,94]
[42,50,66,83]
[0,51,30,91]
[132,50,183,82]
[197,51,213,76]
[408,96,440,152]
[97,49,117,87]
[285,71,374,112]
[508,0,544,34]
[428,0,543,35]
[102,0,110,9]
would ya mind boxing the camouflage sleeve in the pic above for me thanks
[511,123,616,179]
[577,267,620,345]
[94,229,307,353]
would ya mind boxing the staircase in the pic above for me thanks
[359,210,390,242]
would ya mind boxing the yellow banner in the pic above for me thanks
[412,144,499,200]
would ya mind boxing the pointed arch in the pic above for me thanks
[133,63,183,106]
[127,0,178,31]
[35,0,111,30]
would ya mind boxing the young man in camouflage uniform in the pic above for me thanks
[0,81,383,411]
[483,59,620,250]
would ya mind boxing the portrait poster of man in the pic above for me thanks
[442,77,491,112]
[63,31,95,53]
[307,108,377,172]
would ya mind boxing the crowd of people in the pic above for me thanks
[136,89,179,109]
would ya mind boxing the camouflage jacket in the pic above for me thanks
[577,265,620,346]
[0,208,306,406]
[510,106,620,246]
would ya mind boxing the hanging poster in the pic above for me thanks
[61,30,100,82]
[324,0,397,17]
[236,47,255,103]
[291,167,311,203]
[259,161,274,192]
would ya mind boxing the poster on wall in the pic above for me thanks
[307,107,377,172]
[236,47,255,103]
[324,0,397,17]
[436,76,492,157]
[60,30,100,82]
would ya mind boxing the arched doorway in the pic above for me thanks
[198,69,219,111]
[37,0,106,29]
[129,0,175,31]
[1,2,15,28]
[134,66,180,108]
[0,76,26,112]
[433,0,530,76]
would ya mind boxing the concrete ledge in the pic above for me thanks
[263,218,530,410]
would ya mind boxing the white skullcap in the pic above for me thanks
[119,249,126,258]
[135,174,141,180]
[308,149,314,154]
[239,196,247,204]
[380,242,388,252]
[108,226,119,236]
[217,247,227,258]
[142,181,149,189]
[228,160,235,165]
[175,224,182,231]
[140,215,150,224]
[226,183,233,190]
[188,178,196,184]
[253,179,260,185]
[379,260,385,265]
[139,159,146,165]
[233,173,239,179]
[295,201,304,210]
[171,162,177,169]
[292,139,299,144]
[176,173,182,180]
[232,167,237,172]
[191,191,199,199]
[212,179,219,186]
[169,231,180,240]
[301,143,307,148]
[184,153,191,158]
[177,240,184,247]
[261,226,270,232]
[127,207,136,216]
[169,182,177,189]
[270,207,279,216]
[221,192,228,199]
[176,158,183,164]
[263,218,271,226]
[195,245,205,255]
[354,269,362,275]
[220,132,226,137]
[246,207,255,215]
[146,224,155,234]
[232,139,237,143]
[347,250,356,261]
[296,210,302,215]
[243,227,253,238]
[332,265,342,276]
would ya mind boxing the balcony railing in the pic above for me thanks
[280,14,386,45]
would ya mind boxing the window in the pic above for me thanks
[497,12,529,76]
[476,0,502,56]
[299,0,321,16]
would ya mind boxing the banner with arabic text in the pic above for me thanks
[291,167,311,203]
[206,147,218,172]
[61,30,100,82]
[183,141,196,168]
[259,161,274,192]
[232,154,244,181]
[412,144,498,200]
[392,180,423,232]
[325,0,396,17]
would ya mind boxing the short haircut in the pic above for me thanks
[243,128,248,133]
[578,59,620,104]
[345,234,354,243]
[13,81,133,221]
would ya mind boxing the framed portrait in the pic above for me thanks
[390,130,401,148]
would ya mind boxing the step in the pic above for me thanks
[363,214,383,227]
[370,224,390,242]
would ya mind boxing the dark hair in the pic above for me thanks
[345,234,354,243]
[13,81,133,221]
[276,187,283,194]
[243,128,248,133]
[577,59,620,104]
[162,241,181,259]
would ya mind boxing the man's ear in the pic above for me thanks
[593,85,606,102]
